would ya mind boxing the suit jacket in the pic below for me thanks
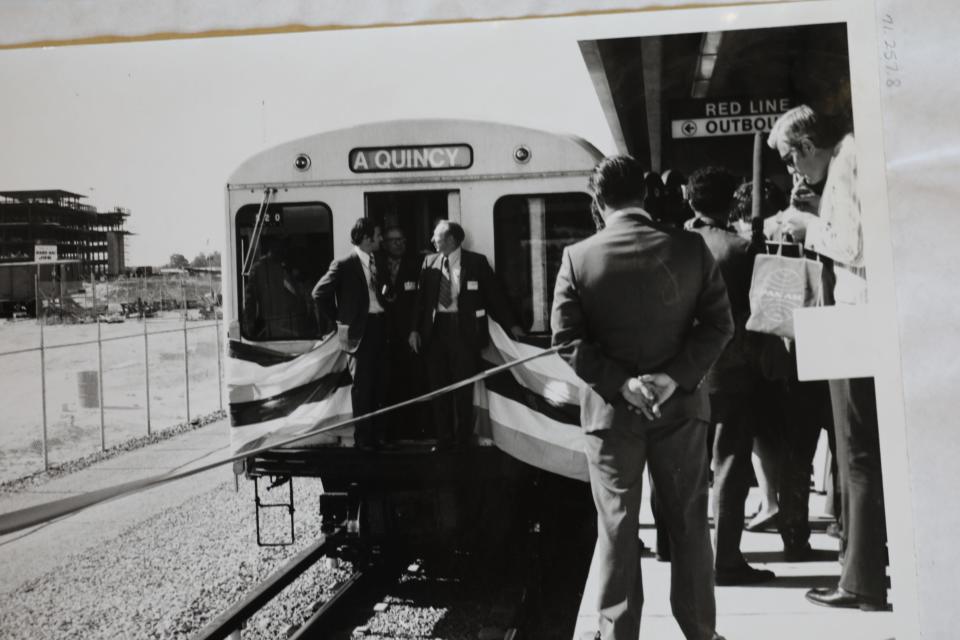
[550,210,734,432]
[311,251,387,354]
[691,223,763,394]
[411,249,516,352]
[382,253,422,341]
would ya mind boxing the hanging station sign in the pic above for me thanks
[670,97,793,139]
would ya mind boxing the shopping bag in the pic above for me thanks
[745,243,823,339]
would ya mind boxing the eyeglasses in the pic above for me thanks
[384,237,406,243]
[779,150,795,167]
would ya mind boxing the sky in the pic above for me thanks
[0,18,617,266]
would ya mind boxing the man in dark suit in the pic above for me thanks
[380,226,425,438]
[312,217,388,449]
[408,220,524,448]
[686,167,775,586]
[551,155,733,640]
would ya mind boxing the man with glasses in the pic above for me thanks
[380,226,424,438]
[768,105,888,611]
[408,220,524,449]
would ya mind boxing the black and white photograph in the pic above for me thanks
[0,1,929,639]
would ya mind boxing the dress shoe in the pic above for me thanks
[745,508,780,532]
[805,586,888,611]
[715,564,776,586]
[783,541,812,562]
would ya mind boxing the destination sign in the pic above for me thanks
[349,144,473,173]
[670,97,793,139]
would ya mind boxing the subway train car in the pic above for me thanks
[224,120,601,545]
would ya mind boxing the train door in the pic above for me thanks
[364,190,457,257]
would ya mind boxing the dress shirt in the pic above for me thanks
[438,247,461,313]
[354,246,384,314]
[803,134,866,304]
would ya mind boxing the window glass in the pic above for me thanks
[493,193,594,334]
[236,202,333,341]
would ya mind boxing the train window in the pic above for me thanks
[236,202,333,341]
[493,193,595,334]
[365,190,452,258]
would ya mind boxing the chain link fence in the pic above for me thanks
[0,271,224,483]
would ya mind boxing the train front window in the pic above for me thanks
[236,202,333,341]
[493,193,594,334]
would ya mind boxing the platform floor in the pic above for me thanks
[572,488,896,640]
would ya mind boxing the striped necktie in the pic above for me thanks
[438,256,453,309]
[368,255,378,290]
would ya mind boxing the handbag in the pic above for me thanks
[744,242,824,340]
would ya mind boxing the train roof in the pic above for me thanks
[227,119,603,187]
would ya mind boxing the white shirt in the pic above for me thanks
[803,134,866,304]
[353,246,384,314]
[438,247,461,312]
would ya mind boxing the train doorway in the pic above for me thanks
[365,190,457,259]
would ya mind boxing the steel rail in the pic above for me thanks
[191,526,350,640]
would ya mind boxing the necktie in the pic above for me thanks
[368,255,378,291]
[438,256,453,309]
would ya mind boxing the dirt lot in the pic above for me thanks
[0,312,224,482]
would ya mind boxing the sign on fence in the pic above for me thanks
[34,245,58,263]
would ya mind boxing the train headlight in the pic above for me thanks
[513,145,531,164]
[294,153,311,171]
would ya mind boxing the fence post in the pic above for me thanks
[212,271,223,411]
[94,273,106,451]
[182,274,191,422]
[142,274,152,436]
[36,271,49,471]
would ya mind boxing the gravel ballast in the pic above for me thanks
[0,477,353,640]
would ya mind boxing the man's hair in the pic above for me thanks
[350,217,379,246]
[730,179,788,221]
[435,220,465,246]
[661,168,686,193]
[686,167,740,222]
[588,155,647,210]
[767,105,847,151]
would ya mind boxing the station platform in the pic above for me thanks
[572,489,895,640]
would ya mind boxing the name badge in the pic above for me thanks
[467,280,479,291]
[403,281,416,291]
[476,309,486,318]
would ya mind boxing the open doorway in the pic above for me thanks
[364,190,455,258]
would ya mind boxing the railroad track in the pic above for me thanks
[192,529,537,640]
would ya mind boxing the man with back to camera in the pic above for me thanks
[768,105,889,611]
[312,217,390,450]
[408,220,525,449]
[685,166,776,586]
[551,155,733,640]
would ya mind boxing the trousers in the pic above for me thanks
[424,314,478,444]
[831,377,888,599]
[710,392,760,569]
[349,314,388,446]
[584,415,716,640]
